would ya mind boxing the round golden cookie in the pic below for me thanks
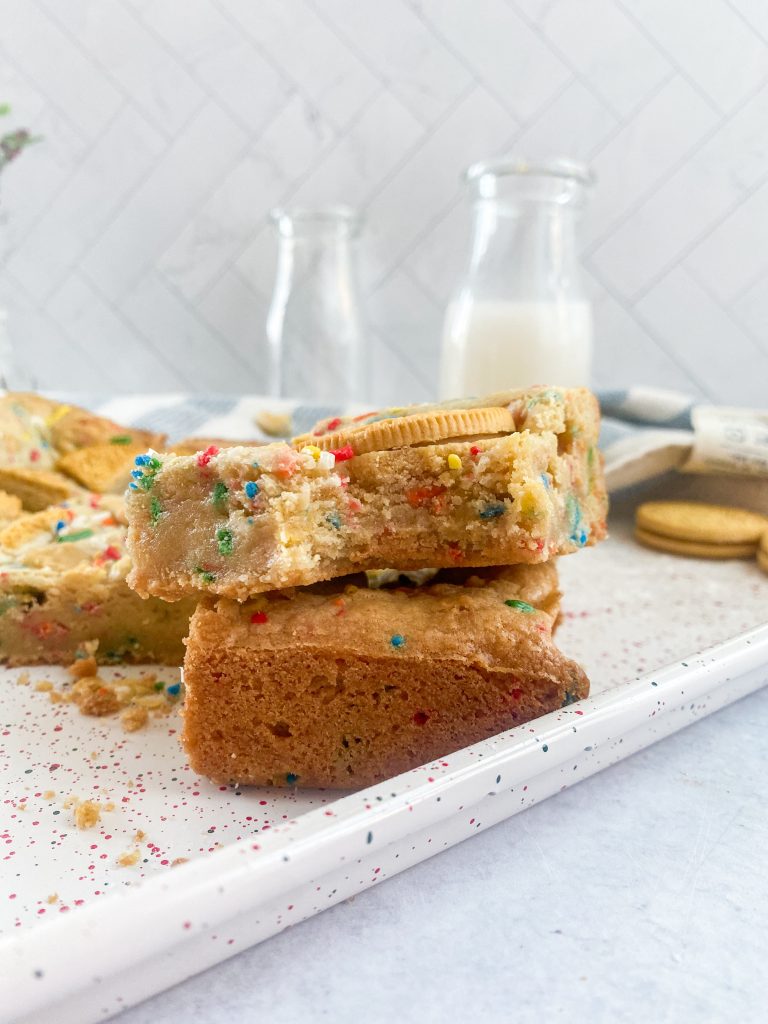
[635,526,757,560]
[635,501,768,546]
[293,406,515,455]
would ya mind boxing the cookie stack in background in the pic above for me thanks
[635,500,768,568]
[125,387,609,789]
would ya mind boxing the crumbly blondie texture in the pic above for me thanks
[0,392,165,470]
[126,388,607,601]
[182,562,589,789]
[0,497,195,666]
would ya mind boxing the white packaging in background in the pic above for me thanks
[682,406,768,477]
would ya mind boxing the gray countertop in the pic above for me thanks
[114,682,768,1024]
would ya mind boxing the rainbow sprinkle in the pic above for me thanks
[196,446,219,468]
[479,502,505,519]
[211,481,228,507]
[57,529,94,544]
[505,599,535,613]
[330,444,355,462]
[244,481,259,499]
[390,634,406,649]
[132,453,162,491]
[216,528,234,555]
[566,494,588,546]
[193,566,216,584]
[149,496,164,526]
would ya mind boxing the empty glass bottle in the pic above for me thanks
[266,205,365,403]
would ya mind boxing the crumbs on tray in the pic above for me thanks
[22,657,183,732]
[117,849,141,868]
[70,798,101,830]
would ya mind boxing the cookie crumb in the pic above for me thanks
[133,693,165,710]
[42,790,55,800]
[67,655,99,679]
[71,676,120,716]
[171,857,189,867]
[117,849,140,867]
[46,893,58,905]
[102,802,115,812]
[121,705,148,732]
[41,668,180,726]
[134,829,146,842]
[34,680,53,692]
[16,671,29,686]
[74,801,101,830]
[255,409,293,437]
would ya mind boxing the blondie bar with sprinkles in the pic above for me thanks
[182,561,588,789]
[0,496,195,666]
[125,387,607,601]
[0,392,165,470]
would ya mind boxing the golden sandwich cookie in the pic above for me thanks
[634,526,758,560]
[635,501,768,547]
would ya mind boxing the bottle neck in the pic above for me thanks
[467,196,582,299]
[276,228,356,290]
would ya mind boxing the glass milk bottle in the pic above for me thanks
[267,205,365,403]
[440,158,595,398]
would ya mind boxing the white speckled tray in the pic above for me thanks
[2,518,767,1024]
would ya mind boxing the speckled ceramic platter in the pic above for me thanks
[2,518,768,1024]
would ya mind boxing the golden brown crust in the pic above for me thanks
[56,443,147,494]
[181,562,589,788]
[0,490,23,523]
[0,467,77,511]
[48,405,165,454]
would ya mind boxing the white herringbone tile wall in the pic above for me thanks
[1,0,768,403]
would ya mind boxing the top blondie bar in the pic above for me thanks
[125,386,608,601]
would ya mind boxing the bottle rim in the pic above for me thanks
[464,157,596,187]
[270,205,361,228]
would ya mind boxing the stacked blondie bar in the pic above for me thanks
[125,387,608,789]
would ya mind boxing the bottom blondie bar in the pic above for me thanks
[182,562,589,789]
